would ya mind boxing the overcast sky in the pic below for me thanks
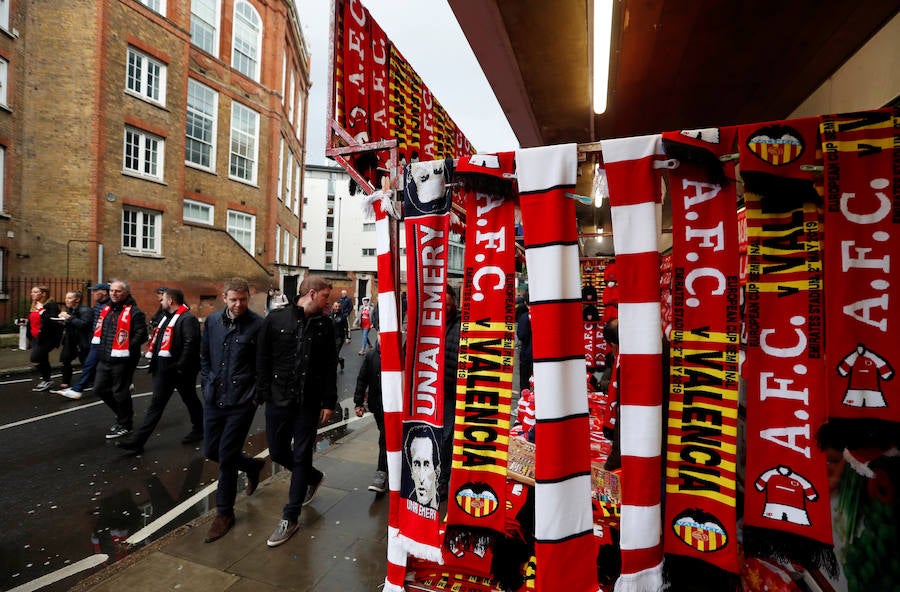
[294,0,520,165]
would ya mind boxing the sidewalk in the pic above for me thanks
[69,418,389,592]
[0,345,37,377]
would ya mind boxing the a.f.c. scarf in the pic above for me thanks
[401,159,454,562]
[820,108,900,451]
[517,144,598,592]
[446,153,517,535]
[738,118,834,572]
[661,128,741,588]
[601,134,666,592]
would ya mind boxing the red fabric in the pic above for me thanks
[821,109,900,426]
[740,117,832,548]
[92,304,133,358]
[29,309,41,339]
[529,301,585,358]
[420,87,436,161]
[341,0,369,143]
[151,304,189,358]
[360,305,371,329]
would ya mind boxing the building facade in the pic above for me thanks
[0,0,309,321]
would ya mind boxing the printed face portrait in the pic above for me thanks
[408,433,439,509]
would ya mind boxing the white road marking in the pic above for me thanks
[7,554,109,592]
[0,392,152,432]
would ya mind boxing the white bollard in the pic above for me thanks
[18,319,27,350]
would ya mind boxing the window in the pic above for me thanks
[274,224,281,262]
[123,127,164,180]
[283,228,290,264]
[362,248,376,257]
[363,222,375,232]
[0,248,6,296]
[277,137,284,199]
[229,102,259,183]
[284,151,293,210]
[186,79,217,170]
[183,198,214,225]
[232,0,261,81]
[227,210,255,253]
[122,207,161,255]
[190,0,220,55]
[0,146,5,212]
[126,47,166,106]
[0,0,9,32]
[288,71,295,121]
[138,0,165,14]
[291,235,298,265]
[293,162,301,216]
[0,58,7,107]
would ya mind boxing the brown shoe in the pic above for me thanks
[204,514,235,543]
[245,458,265,496]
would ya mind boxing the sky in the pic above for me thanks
[294,0,520,166]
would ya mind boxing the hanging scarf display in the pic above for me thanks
[661,128,741,585]
[92,304,133,358]
[368,19,390,169]
[401,158,454,561]
[600,133,665,592]
[363,185,407,592]
[738,118,834,571]
[148,304,188,358]
[341,0,369,144]
[517,144,597,592]
[446,153,517,534]
[820,108,900,450]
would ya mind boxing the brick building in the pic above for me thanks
[0,0,309,321]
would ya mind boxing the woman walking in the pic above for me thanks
[27,285,62,392]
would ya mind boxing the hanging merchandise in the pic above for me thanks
[446,153,517,535]
[517,144,598,592]
[401,158,455,562]
[600,134,666,592]
[661,127,741,588]
[819,109,900,451]
[738,117,835,573]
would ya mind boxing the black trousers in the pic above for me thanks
[95,358,138,429]
[266,402,321,522]
[131,363,203,446]
[204,401,259,516]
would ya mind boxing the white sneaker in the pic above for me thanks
[59,388,83,400]
[33,380,53,392]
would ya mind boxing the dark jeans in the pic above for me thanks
[71,346,99,392]
[204,402,259,516]
[266,402,321,522]
[30,343,52,381]
[61,347,89,386]
[94,358,138,429]
[131,363,203,446]
[373,406,387,473]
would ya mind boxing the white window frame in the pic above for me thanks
[185,78,218,171]
[293,161,301,216]
[284,151,293,210]
[190,0,220,56]
[227,209,256,254]
[276,137,284,199]
[122,206,162,255]
[0,58,8,108]
[229,102,259,184]
[138,0,165,15]
[362,248,376,257]
[183,198,214,225]
[288,70,295,121]
[282,228,290,264]
[232,0,262,82]
[0,0,9,32]
[126,47,167,107]
[291,235,298,265]
[363,222,375,232]
[0,146,5,213]
[274,223,281,262]
[123,127,165,181]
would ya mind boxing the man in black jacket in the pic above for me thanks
[200,277,265,544]
[93,279,148,440]
[117,288,204,453]
[354,336,386,493]
[58,283,110,400]
[57,290,93,390]
[257,275,337,547]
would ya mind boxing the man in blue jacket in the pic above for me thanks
[200,278,265,543]
[257,275,337,547]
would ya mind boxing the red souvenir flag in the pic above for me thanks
[341,0,369,143]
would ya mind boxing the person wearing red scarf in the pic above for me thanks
[27,285,62,392]
[93,279,148,441]
[117,288,203,453]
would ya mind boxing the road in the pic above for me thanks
[0,336,368,592]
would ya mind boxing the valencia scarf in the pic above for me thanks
[661,128,741,586]
[738,118,834,571]
[446,153,517,534]
[401,158,454,561]
[820,108,900,451]
[363,185,407,592]
[92,304,133,358]
[517,144,597,592]
[600,133,666,592]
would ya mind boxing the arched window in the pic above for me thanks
[232,0,262,82]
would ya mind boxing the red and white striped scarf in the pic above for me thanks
[92,304,133,358]
[147,305,188,359]
[517,144,598,591]
[364,187,407,592]
[600,134,666,592]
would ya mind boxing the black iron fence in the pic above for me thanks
[0,277,92,332]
